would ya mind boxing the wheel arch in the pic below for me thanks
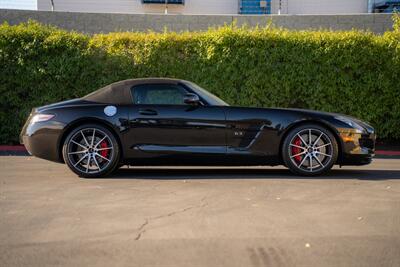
[278,119,343,164]
[57,117,123,163]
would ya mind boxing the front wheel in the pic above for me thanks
[62,124,120,178]
[282,124,338,176]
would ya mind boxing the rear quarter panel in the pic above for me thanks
[29,104,129,162]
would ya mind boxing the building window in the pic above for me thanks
[239,0,271,14]
[142,0,185,4]
[372,0,400,13]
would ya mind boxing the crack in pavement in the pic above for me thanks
[134,220,149,241]
[134,196,208,241]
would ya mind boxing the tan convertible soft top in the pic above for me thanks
[82,78,182,105]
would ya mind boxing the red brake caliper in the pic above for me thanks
[291,137,303,163]
[100,141,109,158]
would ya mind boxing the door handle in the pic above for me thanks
[139,109,158,116]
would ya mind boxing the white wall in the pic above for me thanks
[37,0,369,14]
[37,0,239,14]
[272,0,368,15]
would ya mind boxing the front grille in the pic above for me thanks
[359,136,375,150]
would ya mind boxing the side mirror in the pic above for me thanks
[183,93,201,105]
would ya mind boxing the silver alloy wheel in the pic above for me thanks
[288,128,333,173]
[67,128,114,174]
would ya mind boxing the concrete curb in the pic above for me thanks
[375,150,400,156]
[1,146,400,158]
[0,145,27,151]
[0,145,30,156]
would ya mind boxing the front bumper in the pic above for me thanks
[337,130,376,166]
[20,119,66,163]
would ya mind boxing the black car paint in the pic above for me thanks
[20,81,375,167]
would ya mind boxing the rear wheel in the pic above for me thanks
[282,124,338,176]
[62,124,120,178]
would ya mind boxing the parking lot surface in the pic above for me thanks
[1,156,400,267]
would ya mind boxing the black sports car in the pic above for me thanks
[20,78,376,178]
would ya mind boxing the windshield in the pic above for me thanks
[184,81,229,106]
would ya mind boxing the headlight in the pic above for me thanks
[30,114,55,124]
[335,116,365,133]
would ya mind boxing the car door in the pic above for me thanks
[124,83,227,161]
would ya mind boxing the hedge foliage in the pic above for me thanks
[1,18,400,144]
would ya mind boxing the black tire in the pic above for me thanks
[62,123,120,178]
[282,124,338,176]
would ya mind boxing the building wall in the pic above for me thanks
[36,0,369,15]
[0,9,393,34]
[37,0,239,15]
[271,0,368,15]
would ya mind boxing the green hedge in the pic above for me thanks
[1,19,400,144]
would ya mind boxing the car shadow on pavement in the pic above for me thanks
[109,168,400,180]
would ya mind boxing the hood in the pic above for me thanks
[277,107,344,117]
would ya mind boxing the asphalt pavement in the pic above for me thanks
[1,156,400,267]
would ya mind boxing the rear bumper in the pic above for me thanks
[20,120,66,163]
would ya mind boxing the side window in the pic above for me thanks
[132,84,187,105]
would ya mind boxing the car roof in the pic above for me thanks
[82,78,186,105]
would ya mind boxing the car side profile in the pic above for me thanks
[20,78,376,178]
